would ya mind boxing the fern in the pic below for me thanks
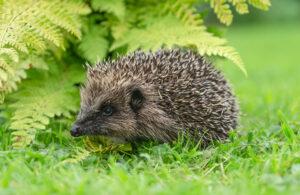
[9,64,84,148]
[111,15,246,74]
[91,0,126,20]
[56,136,132,165]
[0,56,48,94]
[230,0,249,14]
[84,136,132,153]
[0,0,90,100]
[160,0,204,27]
[210,0,271,25]
[78,25,109,63]
[248,0,271,10]
[57,147,91,166]
[210,0,233,26]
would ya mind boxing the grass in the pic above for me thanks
[1,23,300,194]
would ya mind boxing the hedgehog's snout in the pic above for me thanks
[70,124,83,137]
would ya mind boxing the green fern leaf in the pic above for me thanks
[91,0,125,20]
[0,48,19,62]
[0,55,49,104]
[56,136,132,166]
[0,0,89,49]
[248,0,271,10]
[0,0,90,98]
[111,15,246,74]
[210,0,270,25]
[161,0,204,27]
[110,0,202,42]
[210,0,233,26]
[44,1,91,38]
[9,64,84,148]
[111,21,131,40]
[78,26,109,63]
[57,147,91,166]
[229,0,249,14]
[84,136,132,153]
[0,59,29,94]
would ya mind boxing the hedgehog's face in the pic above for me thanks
[71,66,178,142]
[70,84,146,140]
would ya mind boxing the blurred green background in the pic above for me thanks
[221,0,300,128]
[233,0,300,24]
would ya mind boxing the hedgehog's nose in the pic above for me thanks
[70,124,81,137]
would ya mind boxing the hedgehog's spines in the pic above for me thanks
[81,48,239,144]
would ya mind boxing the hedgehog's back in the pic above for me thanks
[93,49,239,143]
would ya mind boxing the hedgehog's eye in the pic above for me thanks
[102,105,113,116]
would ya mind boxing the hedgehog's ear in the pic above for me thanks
[130,88,144,112]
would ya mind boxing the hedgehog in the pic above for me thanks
[71,49,239,145]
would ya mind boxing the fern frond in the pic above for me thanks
[110,0,202,41]
[0,0,89,49]
[111,15,246,74]
[229,0,249,14]
[161,0,204,27]
[0,0,90,98]
[0,59,29,94]
[91,0,126,20]
[56,136,132,166]
[247,0,271,10]
[210,0,233,26]
[9,65,84,148]
[42,1,90,39]
[0,55,49,104]
[84,136,132,153]
[57,147,91,166]
[210,0,271,25]
[111,21,131,40]
[0,48,19,62]
[78,26,109,63]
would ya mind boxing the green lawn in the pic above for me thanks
[1,23,300,195]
